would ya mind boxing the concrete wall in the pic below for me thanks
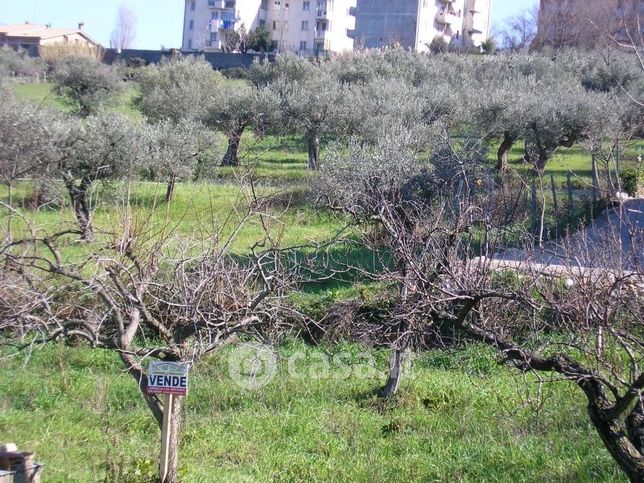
[104,48,275,69]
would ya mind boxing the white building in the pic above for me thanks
[183,0,356,55]
[352,0,492,51]
[182,0,268,51]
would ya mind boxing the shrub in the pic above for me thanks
[620,167,643,196]
[0,47,43,79]
[52,56,123,116]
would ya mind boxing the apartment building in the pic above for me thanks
[352,0,492,51]
[183,0,356,56]
[183,0,267,51]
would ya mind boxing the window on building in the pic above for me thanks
[301,21,308,31]
[303,1,310,10]
[273,20,278,30]
[188,39,192,49]
[211,32,218,41]
[211,12,219,19]
[259,19,266,27]
[190,1,195,11]
[299,41,307,50]
[189,20,194,30]
[261,0,268,9]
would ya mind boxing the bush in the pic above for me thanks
[220,66,250,80]
[52,56,123,116]
[620,167,644,196]
[0,47,43,79]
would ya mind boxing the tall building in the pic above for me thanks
[351,0,492,51]
[534,0,643,49]
[182,0,356,56]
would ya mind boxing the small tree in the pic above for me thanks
[53,112,145,240]
[247,26,272,52]
[0,47,43,80]
[52,56,123,117]
[142,119,215,202]
[0,90,57,236]
[273,66,345,169]
[205,84,278,167]
[110,1,137,50]
[136,56,221,124]
[0,204,285,482]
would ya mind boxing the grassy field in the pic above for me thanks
[0,342,624,482]
[2,80,638,481]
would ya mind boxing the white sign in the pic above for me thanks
[147,361,190,396]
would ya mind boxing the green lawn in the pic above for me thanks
[0,342,624,482]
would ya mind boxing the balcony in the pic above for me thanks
[316,9,330,19]
[221,19,236,30]
[435,10,460,26]
[208,19,223,32]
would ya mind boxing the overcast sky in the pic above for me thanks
[0,0,539,50]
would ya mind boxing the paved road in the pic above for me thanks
[496,199,644,270]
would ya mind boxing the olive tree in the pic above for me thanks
[53,112,146,240]
[142,119,216,202]
[52,56,124,117]
[136,56,221,124]
[205,84,278,167]
[0,47,43,79]
[0,89,58,238]
[318,132,497,397]
[274,67,345,170]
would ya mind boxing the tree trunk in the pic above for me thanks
[588,402,644,482]
[65,179,93,241]
[163,395,183,483]
[165,175,176,203]
[379,348,407,398]
[220,125,245,167]
[497,131,515,172]
[307,132,320,170]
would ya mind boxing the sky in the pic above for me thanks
[0,0,538,50]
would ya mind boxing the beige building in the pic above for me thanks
[183,0,356,55]
[352,0,492,51]
[0,23,100,55]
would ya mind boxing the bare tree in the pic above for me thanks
[500,6,538,51]
[0,193,288,482]
[110,1,137,50]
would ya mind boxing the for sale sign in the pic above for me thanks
[147,361,191,396]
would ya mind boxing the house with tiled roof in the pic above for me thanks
[0,23,100,55]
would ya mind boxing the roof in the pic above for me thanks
[0,23,100,45]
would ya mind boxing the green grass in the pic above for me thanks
[0,342,624,482]
[12,82,142,120]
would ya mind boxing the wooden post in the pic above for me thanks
[160,394,174,483]
[566,172,574,220]
[550,174,558,214]
[615,139,621,190]
[591,153,599,204]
